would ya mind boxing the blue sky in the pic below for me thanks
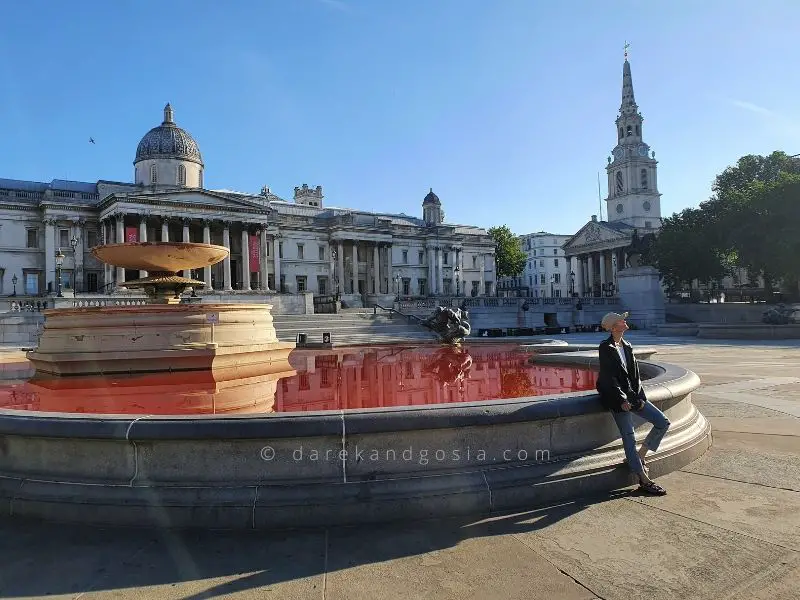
[1,0,798,235]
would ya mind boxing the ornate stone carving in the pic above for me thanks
[762,304,800,325]
[585,223,602,243]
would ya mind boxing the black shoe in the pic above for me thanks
[638,481,666,495]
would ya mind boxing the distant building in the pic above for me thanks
[0,104,496,303]
[497,232,572,298]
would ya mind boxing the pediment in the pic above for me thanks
[563,221,631,251]
[113,189,270,212]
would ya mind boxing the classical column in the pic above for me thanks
[437,247,444,296]
[241,227,251,291]
[427,246,435,295]
[273,236,281,292]
[372,244,380,295]
[44,218,56,293]
[202,220,212,290]
[480,254,487,296]
[222,223,233,291]
[586,253,595,296]
[337,240,344,295]
[101,220,110,287]
[182,219,191,279]
[351,242,358,295]
[387,243,394,294]
[599,251,607,290]
[457,247,464,296]
[260,229,270,291]
[115,215,125,288]
[161,219,169,242]
[138,216,148,278]
[573,256,584,296]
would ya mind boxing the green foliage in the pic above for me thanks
[648,151,800,296]
[488,225,527,279]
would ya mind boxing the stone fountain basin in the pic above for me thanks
[0,348,711,530]
[91,242,229,272]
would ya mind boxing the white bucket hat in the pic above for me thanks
[601,311,629,331]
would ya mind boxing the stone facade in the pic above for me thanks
[0,106,496,306]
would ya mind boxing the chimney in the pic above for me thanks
[591,215,597,222]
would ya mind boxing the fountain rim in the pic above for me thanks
[90,241,230,271]
[0,353,700,440]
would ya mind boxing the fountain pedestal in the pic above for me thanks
[26,242,296,376]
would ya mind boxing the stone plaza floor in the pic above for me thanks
[0,333,798,599]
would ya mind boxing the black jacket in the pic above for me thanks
[595,335,644,412]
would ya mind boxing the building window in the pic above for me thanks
[418,251,424,264]
[555,289,562,298]
[297,244,304,259]
[540,274,545,284]
[87,230,98,248]
[402,278,410,296]
[150,165,157,184]
[26,229,38,248]
[418,279,427,296]
[619,127,624,140]
[178,164,186,186]
[626,125,632,137]
[296,275,307,292]
[402,250,408,263]
[636,125,640,136]
[442,252,448,265]
[554,273,561,283]
[616,171,624,193]
[554,259,559,267]
[532,249,536,256]
[641,168,648,189]
[318,245,325,260]
[472,256,477,268]
[59,229,69,249]
[539,260,544,267]
[553,249,557,255]
[645,221,652,229]
[317,276,327,295]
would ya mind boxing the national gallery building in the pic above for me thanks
[0,104,496,304]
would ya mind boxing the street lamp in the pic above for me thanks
[569,271,575,297]
[55,249,65,297]
[394,271,402,301]
[454,266,460,297]
[70,235,79,293]
[11,274,17,297]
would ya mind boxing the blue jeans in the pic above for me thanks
[612,393,671,476]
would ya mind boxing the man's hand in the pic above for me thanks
[620,401,632,411]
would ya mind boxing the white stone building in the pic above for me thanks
[497,232,572,298]
[0,104,496,306]
[562,55,663,297]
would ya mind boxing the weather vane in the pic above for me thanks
[624,41,630,59]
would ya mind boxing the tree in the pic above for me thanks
[646,208,730,291]
[488,225,527,279]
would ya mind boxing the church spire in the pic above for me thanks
[620,42,638,116]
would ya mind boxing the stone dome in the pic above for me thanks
[423,188,440,205]
[134,104,203,166]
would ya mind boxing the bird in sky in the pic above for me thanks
[89,137,95,144]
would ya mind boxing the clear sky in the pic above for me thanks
[1,0,798,236]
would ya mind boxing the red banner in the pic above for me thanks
[249,234,260,272]
[125,227,139,243]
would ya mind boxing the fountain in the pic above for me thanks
[25,242,296,376]
[0,242,711,530]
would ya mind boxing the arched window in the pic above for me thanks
[640,168,648,189]
[199,171,203,189]
[626,125,632,137]
[615,171,624,193]
[635,125,640,136]
[178,164,186,186]
[619,127,623,140]
[150,165,157,184]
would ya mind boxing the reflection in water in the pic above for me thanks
[0,344,597,415]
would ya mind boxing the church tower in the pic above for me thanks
[605,48,662,230]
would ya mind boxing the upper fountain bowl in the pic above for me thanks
[91,242,229,273]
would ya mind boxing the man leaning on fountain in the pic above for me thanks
[596,311,670,496]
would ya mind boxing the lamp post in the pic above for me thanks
[55,249,65,297]
[454,266,460,297]
[569,271,575,297]
[11,274,17,297]
[70,235,79,293]
[394,272,401,301]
